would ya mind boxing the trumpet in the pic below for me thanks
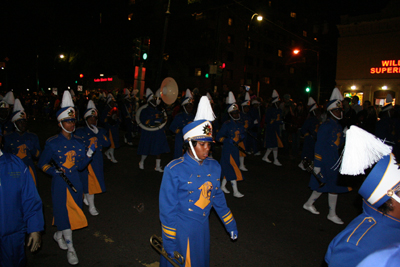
[150,235,184,267]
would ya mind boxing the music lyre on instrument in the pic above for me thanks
[150,235,184,267]
[135,77,178,132]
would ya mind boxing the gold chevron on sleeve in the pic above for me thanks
[42,164,51,172]
[222,211,234,224]
[162,224,176,239]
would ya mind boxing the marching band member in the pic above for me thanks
[0,91,15,135]
[4,99,41,185]
[325,126,400,266]
[159,96,238,267]
[38,90,95,265]
[138,88,170,172]
[0,143,44,267]
[262,90,283,166]
[247,98,261,156]
[303,88,351,225]
[169,89,195,159]
[239,92,253,170]
[76,100,110,216]
[217,92,245,198]
[119,88,135,146]
[298,97,320,171]
[101,93,120,163]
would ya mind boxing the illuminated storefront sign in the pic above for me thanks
[94,78,113,82]
[370,60,400,74]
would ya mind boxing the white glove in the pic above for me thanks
[343,126,348,137]
[86,143,96,158]
[313,166,321,175]
[253,119,258,125]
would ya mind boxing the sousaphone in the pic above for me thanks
[135,77,178,131]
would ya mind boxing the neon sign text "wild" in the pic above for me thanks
[370,60,400,74]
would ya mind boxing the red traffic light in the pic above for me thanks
[79,74,84,78]
[219,63,226,69]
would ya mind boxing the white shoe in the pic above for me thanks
[89,207,99,216]
[83,196,89,206]
[233,191,244,198]
[105,150,111,160]
[262,156,271,163]
[327,215,344,225]
[298,162,306,171]
[139,162,144,170]
[110,158,118,163]
[254,152,261,156]
[273,160,282,166]
[221,187,230,194]
[303,204,320,215]
[54,233,68,250]
[127,142,133,146]
[155,167,164,173]
[67,250,79,265]
[239,165,248,171]
[221,179,230,194]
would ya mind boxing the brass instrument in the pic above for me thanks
[150,235,184,267]
[135,77,178,131]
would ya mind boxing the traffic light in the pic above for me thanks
[133,38,142,60]
[141,37,150,61]
[79,74,84,78]
[205,73,209,78]
[305,87,311,93]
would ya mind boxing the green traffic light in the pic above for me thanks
[305,87,310,93]
[142,53,148,60]
[205,73,209,78]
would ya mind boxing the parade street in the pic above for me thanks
[26,120,363,267]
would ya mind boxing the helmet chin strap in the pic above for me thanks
[229,112,240,121]
[13,122,21,132]
[183,105,188,114]
[60,122,75,134]
[189,140,201,161]
[85,119,99,134]
[329,110,343,120]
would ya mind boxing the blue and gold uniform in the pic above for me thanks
[325,199,400,266]
[169,112,194,159]
[137,105,170,155]
[217,119,246,182]
[0,152,44,267]
[159,153,237,267]
[38,134,91,230]
[264,106,283,149]
[75,126,110,194]
[4,131,41,185]
[300,115,319,160]
[310,118,350,193]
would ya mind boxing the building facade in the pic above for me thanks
[336,1,400,107]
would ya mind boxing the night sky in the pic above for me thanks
[0,0,392,92]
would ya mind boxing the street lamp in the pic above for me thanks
[243,13,263,87]
[292,48,320,103]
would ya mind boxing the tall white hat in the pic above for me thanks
[56,90,76,122]
[11,99,27,122]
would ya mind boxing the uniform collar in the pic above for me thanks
[363,199,400,227]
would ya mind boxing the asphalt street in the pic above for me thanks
[24,119,364,267]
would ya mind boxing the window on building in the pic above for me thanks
[227,51,234,62]
[290,12,296,18]
[303,30,307,37]
[195,68,202,77]
[278,49,283,57]
[228,18,233,26]
[227,35,235,44]
[264,77,270,84]
[289,67,295,74]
